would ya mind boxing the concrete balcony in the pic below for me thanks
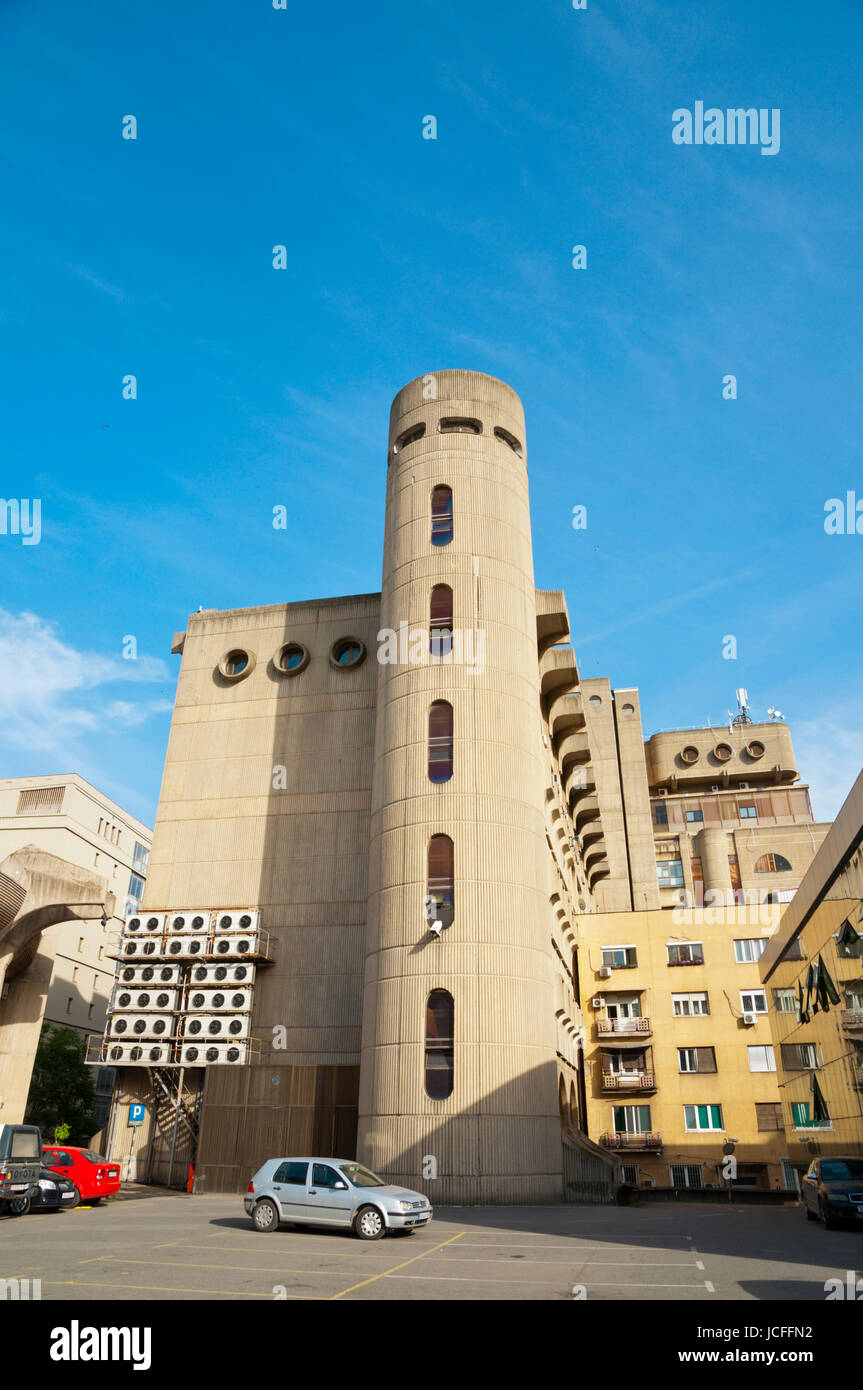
[540,645,579,700]
[535,589,570,652]
[842,1009,863,1031]
[596,1016,652,1037]
[601,1072,656,1093]
[549,690,585,743]
[599,1132,663,1152]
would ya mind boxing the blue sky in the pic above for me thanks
[1,0,861,827]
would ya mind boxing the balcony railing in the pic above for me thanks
[601,1072,656,1092]
[841,1009,863,1030]
[597,1017,651,1035]
[599,1132,663,1152]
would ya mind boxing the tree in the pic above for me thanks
[25,1026,98,1144]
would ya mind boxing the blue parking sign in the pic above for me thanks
[128,1104,146,1126]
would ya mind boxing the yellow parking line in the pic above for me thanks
[169,1243,399,1257]
[78,1256,369,1277]
[329,1231,465,1300]
[42,1280,314,1299]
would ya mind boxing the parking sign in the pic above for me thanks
[128,1104,146,1126]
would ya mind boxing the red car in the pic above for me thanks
[41,1146,121,1205]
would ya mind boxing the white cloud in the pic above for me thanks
[0,609,173,753]
[791,712,863,822]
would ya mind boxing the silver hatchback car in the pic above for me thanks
[245,1158,433,1240]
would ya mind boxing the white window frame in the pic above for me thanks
[672,992,710,1017]
[740,990,768,1015]
[684,1104,724,1133]
[734,938,768,964]
[602,945,637,969]
[747,1044,776,1073]
[667,941,704,965]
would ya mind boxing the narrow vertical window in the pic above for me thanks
[431,485,453,546]
[430,584,453,656]
[427,834,454,927]
[428,701,453,782]
[425,990,454,1099]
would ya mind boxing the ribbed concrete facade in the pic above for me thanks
[358,372,563,1201]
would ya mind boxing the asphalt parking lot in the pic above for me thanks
[2,1195,860,1301]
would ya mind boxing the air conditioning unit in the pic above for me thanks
[591,997,604,1009]
[212,910,259,934]
[112,987,179,1013]
[180,1041,249,1066]
[187,988,253,1013]
[162,935,209,959]
[120,937,161,960]
[599,966,612,978]
[189,963,256,986]
[167,910,211,935]
[124,912,166,936]
[738,782,749,790]
[742,1011,757,1026]
[710,784,719,792]
[104,1041,173,1066]
[117,963,182,986]
[655,788,668,797]
[183,1013,250,1040]
[212,933,262,958]
[108,1013,175,1039]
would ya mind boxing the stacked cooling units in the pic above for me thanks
[104,910,267,1067]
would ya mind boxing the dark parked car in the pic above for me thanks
[0,1125,43,1217]
[802,1156,863,1229]
[6,1168,79,1215]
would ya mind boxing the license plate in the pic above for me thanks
[416,1212,430,1221]
[10,1185,27,1193]
[61,1191,75,1200]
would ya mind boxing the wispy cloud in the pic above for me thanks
[789,709,863,822]
[66,263,129,303]
[0,609,172,753]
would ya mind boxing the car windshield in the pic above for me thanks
[338,1163,386,1188]
[822,1160,863,1180]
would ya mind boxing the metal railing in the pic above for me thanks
[601,1073,656,1091]
[599,1132,663,1151]
[596,1017,651,1035]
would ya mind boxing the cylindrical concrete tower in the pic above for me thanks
[357,370,564,1203]
[695,827,734,901]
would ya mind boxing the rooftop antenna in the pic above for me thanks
[767,706,785,721]
[729,688,752,728]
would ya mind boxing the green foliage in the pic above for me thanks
[53,1122,71,1144]
[25,1026,98,1145]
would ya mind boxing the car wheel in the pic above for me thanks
[355,1205,385,1240]
[68,1187,81,1209]
[89,1198,102,1206]
[252,1198,280,1233]
[8,1196,30,1217]
[819,1199,838,1230]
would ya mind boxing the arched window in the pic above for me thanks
[569,1081,578,1130]
[427,834,454,927]
[428,701,453,782]
[754,853,792,873]
[425,990,454,1099]
[558,1075,568,1127]
[430,584,453,657]
[431,485,453,546]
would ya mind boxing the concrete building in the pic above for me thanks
[0,775,152,1127]
[98,370,839,1200]
[760,768,863,1175]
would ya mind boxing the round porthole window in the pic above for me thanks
[681,745,700,764]
[274,642,309,676]
[620,702,635,717]
[218,649,255,681]
[588,695,602,709]
[330,637,366,669]
[714,743,733,762]
[746,740,766,759]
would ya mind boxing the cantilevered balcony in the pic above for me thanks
[539,645,579,700]
[842,1009,863,1031]
[549,689,585,743]
[599,1132,663,1153]
[597,1016,652,1037]
[601,1072,657,1093]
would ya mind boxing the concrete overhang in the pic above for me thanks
[549,690,585,743]
[540,646,579,700]
[535,589,571,653]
